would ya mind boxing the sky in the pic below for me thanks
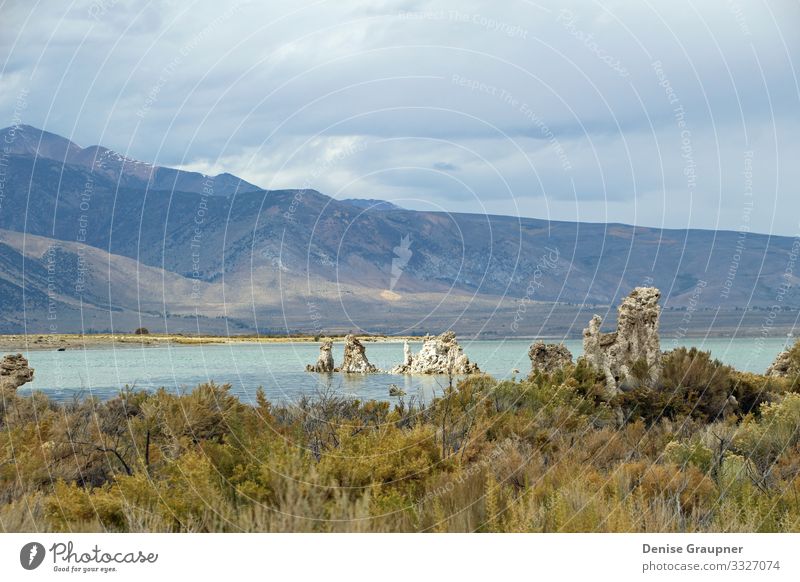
[2,0,799,235]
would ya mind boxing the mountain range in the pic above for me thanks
[1,124,798,336]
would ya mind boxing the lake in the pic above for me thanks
[13,336,793,404]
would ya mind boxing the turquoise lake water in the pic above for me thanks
[14,337,794,404]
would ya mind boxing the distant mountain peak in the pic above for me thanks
[1,124,83,161]
[342,198,403,211]
[0,124,262,197]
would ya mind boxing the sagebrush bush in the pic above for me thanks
[1,365,798,533]
[660,347,735,421]
[733,393,800,484]
[730,371,784,416]
[616,347,747,424]
[663,440,714,473]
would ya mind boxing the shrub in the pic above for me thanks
[134,327,150,335]
[663,440,714,473]
[318,423,440,496]
[636,463,718,515]
[2,370,800,533]
[45,480,125,531]
[730,371,785,416]
[658,347,735,422]
[615,386,679,425]
[734,393,800,480]
[615,351,779,425]
[145,382,243,445]
[569,358,609,403]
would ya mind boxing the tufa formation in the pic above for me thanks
[339,335,379,373]
[528,341,573,374]
[306,339,335,373]
[0,353,35,392]
[392,331,480,375]
[582,287,662,393]
[765,341,800,377]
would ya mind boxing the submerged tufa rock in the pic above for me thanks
[306,339,335,373]
[582,287,662,393]
[392,331,480,375]
[339,335,379,373]
[528,341,573,374]
[0,353,35,392]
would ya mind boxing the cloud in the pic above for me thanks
[1,0,798,234]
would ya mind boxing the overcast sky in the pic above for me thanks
[2,0,799,235]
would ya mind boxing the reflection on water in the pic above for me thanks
[16,337,792,404]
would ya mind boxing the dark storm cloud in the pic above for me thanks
[1,0,798,234]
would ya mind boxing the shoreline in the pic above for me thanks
[0,330,794,353]
[0,333,420,352]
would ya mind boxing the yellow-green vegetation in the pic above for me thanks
[1,346,799,532]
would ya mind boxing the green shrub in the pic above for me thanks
[734,393,800,479]
[730,371,785,416]
[663,440,714,473]
[658,347,735,422]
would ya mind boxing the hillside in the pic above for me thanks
[0,125,799,335]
